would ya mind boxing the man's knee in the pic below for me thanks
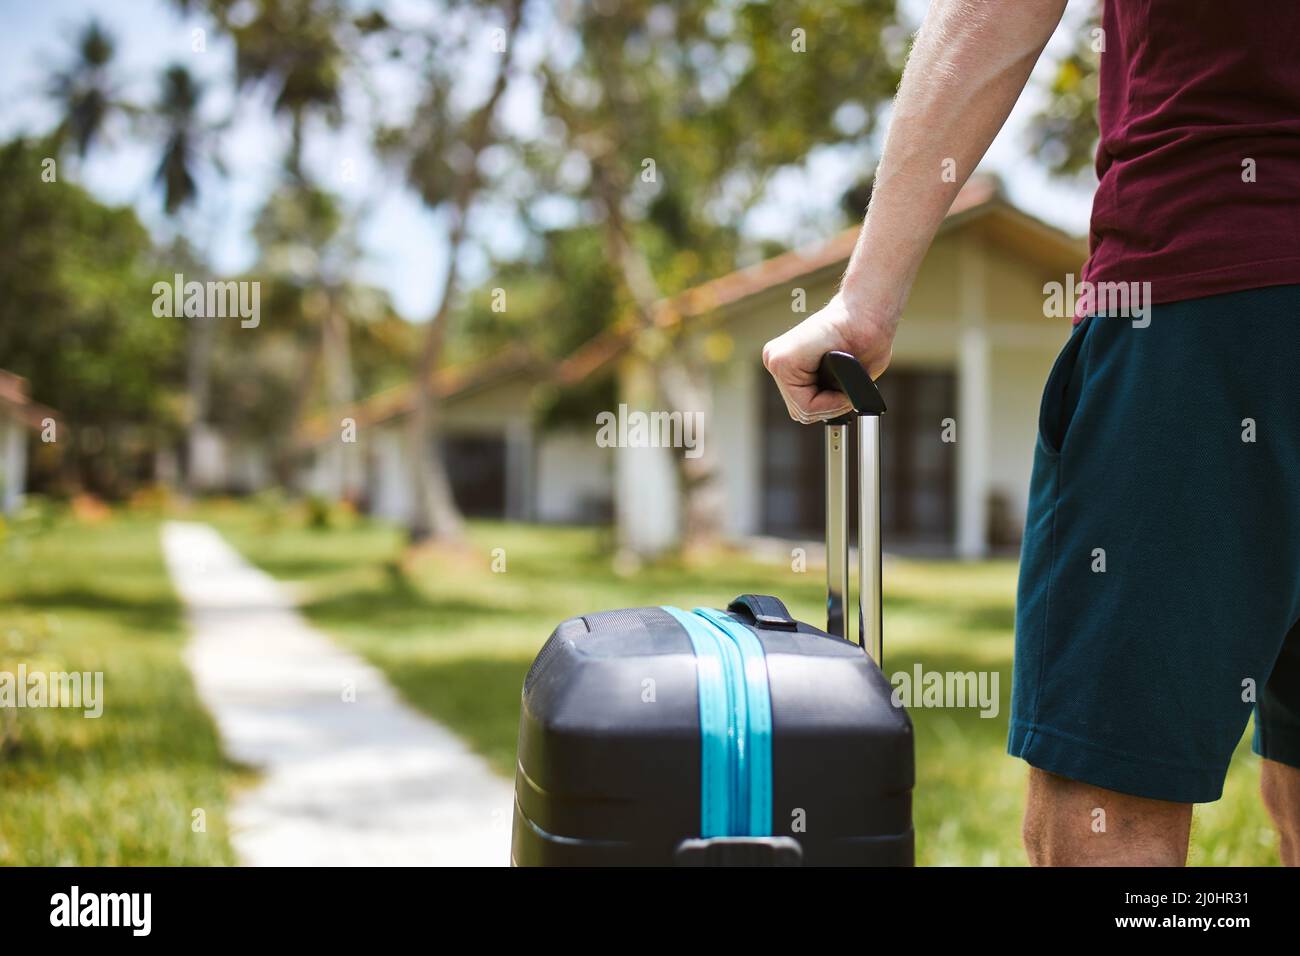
[1022,768,1192,866]
[1260,759,1300,866]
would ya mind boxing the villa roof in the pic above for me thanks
[0,370,58,429]
[557,176,1085,383]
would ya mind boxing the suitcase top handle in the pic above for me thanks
[727,594,798,631]
[817,351,886,419]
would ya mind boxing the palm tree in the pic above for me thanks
[174,0,359,495]
[221,0,346,180]
[154,65,205,215]
[47,27,215,212]
[45,22,223,494]
[46,19,121,158]
[149,63,222,491]
[251,183,363,490]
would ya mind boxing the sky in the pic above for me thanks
[0,0,1097,323]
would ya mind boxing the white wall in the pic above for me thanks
[0,412,26,514]
[700,232,969,546]
[648,224,1069,554]
[230,441,275,493]
[710,356,761,537]
[368,424,414,523]
[187,424,227,492]
[535,428,612,523]
[441,379,534,429]
[614,358,681,554]
[955,237,991,558]
[615,440,680,553]
[988,339,1068,534]
[983,240,1072,543]
[300,373,596,526]
[346,413,610,528]
[185,427,277,494]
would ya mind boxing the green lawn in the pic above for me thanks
[211,504,1281,866]
[0,508,240,865]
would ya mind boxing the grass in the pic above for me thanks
[0,508,241,865]
[209,503,1280,867]
[0,497,1273,865]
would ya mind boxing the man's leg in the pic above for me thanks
[1023,769,1191,866]
[1255,621,1300,866]
[1260,759,1300,866]
[1009,291,1300,863]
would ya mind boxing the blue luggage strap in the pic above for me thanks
[661,606,774,838]
[695,608,773,837]
[662,606,732,836]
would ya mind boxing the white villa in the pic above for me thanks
[297,346,612,526]
[298,177,1084,558]
[0,370,57,515]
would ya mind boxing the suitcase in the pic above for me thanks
[512,351,914,866]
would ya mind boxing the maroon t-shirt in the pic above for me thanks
[1081,0,1300,309]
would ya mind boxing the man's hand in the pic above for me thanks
[760,0,1065,423]
[762,293,897,423]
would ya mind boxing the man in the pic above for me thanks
[763,0,1300,866]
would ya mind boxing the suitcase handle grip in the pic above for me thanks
[816,352,884,667]
[816,351,887,418]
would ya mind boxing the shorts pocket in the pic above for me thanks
[1037,316,1094,457]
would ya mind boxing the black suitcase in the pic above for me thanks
[512,352,914,866]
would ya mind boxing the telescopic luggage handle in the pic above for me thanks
[816,351,886,666]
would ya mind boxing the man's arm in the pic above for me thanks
[763,0,1068,422]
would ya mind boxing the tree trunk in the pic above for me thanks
[278,323,324,491]
[405,384,465,544]
[654,355,725,550]
[403,0,524,547]
[288,111,305,182]
[322,290,358,501]
[184,314,215,494]
[592,166,725,552]
[405,196,470,545]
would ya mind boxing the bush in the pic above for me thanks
[127,484,173,514]
[305,494,333,530]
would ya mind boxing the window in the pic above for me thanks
[440,433,506,518]
[760,367,956,547]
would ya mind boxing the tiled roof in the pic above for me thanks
[556,175,1034,383]
[296,344,541,448]
[322,176,1082,433]
[0,370,58,429]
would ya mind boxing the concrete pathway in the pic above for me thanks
[161,521,513,866]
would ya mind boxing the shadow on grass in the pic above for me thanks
[7,588,180,635]
[381,655,531,777]
[888,650,1013,745]
[246,556,383,579]
[302,557,563,633]
[306,588,516,633]
[884,593,1016,635]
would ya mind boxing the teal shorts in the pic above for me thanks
[1008,284,1300,803]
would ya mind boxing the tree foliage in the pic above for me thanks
[0,138,182,493]
[531,0,901,287]
[45,20,122,159]
[1027,3,1101,179]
